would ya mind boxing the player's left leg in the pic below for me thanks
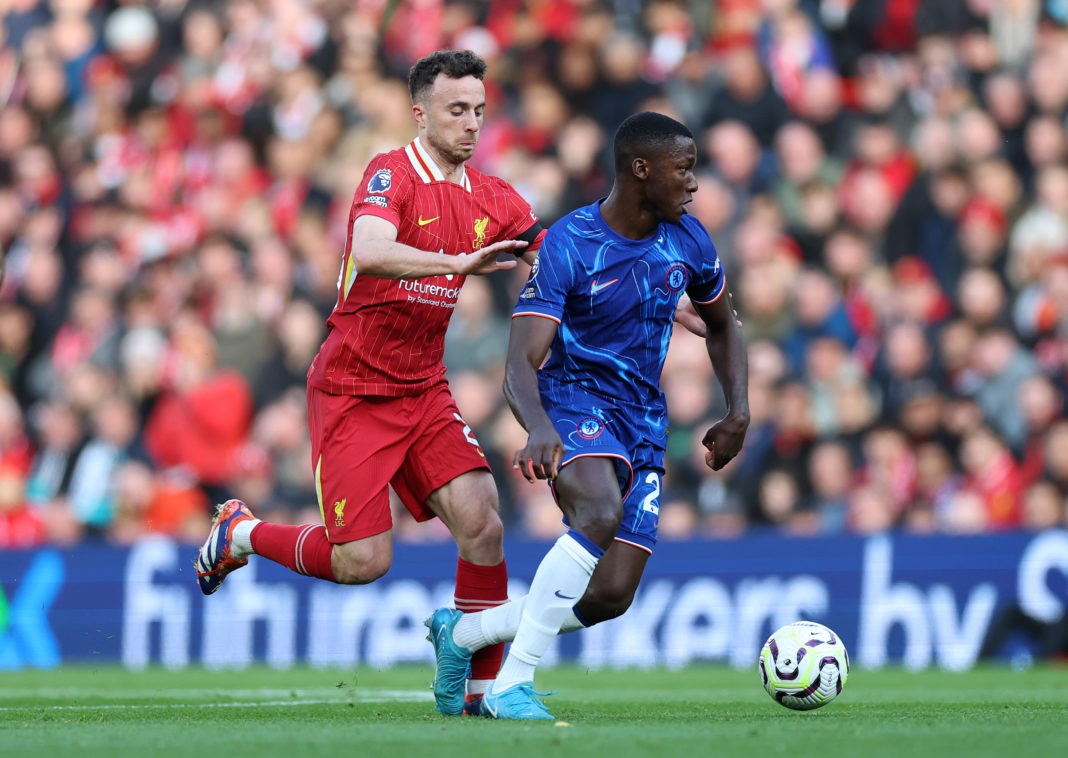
[393,383,506,716]
[449,538,650,652]
[575,460,660,623]
[482,455,623,720]
[423,469,506,715]
[447,459,660,652]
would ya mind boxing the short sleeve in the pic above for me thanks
[351,153,414,228]
[512,224,574,323]
[683,217,726,304]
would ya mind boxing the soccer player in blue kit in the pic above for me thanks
[427,111,750,719]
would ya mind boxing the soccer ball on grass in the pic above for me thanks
[758,620,849,711]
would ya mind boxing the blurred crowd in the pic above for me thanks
[1,0,1067,550]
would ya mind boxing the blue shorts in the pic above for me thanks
[543,389,666,553]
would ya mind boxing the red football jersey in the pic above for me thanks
[308,138,545,397]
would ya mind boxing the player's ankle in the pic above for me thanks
[452,612,486,651]
[467,679,491,696]
[231,518,260,559]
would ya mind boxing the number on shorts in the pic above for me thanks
[453,413,482,448]
[640,472,660,515]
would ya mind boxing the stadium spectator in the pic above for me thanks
[771,119,843,236]
[805,438,856,532]
[143,317,254,504]
[959,424,1026,530]
[0,390,33,476]
[0,461,45,549]
[700,44,790,149]
[704,119,768,200]
[780,266,857,373]
[873,320,937,420]
[107,460,209,545]
[913,440,965,531]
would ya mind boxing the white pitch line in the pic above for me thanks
[0,688,432,701]
[0,688,434,712]
[0,699,406,712]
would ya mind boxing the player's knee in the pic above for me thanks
[333,557,390,585]
[569,505,621,549]
[331,544,392,585]
[578,580,637,625]
[453,506,503,553]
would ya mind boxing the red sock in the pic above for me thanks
[251,523,336,582]
[455,557,508,685]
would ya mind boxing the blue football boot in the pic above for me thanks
[425,608,472,716]
[480,682,555,720]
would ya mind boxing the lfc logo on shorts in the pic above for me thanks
[333,498,346,527]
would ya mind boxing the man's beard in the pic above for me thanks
[426,133,474,165]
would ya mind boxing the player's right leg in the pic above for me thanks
[480,682,555,720]
[195,388,406,593]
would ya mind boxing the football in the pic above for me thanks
[758,620,849,711]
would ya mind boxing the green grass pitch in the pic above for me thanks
[1,665,1065,757]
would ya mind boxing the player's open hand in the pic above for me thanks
[513,424,565,482]
[701,413,749,471]
[455,240,527,276]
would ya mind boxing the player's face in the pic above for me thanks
[645,137,699,223]
[413,74,486,168]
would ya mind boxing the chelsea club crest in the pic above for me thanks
[577,417,604,440]
[665,263,688,293]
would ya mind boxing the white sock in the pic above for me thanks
[453,610,490,651]
[492,531,602,692]
[456,596,586,651]
[230,519,261,559]
[466,679,490,697]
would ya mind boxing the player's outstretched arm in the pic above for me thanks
[675,292,743,337]
[349,215,523,279]
[694,290,750,470]
[504,315,564,481]
[674,294,707,337]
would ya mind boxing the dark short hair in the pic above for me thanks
[408,50,487,103]
[613,111,694,173]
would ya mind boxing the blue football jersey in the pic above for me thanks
[514,200,725,439]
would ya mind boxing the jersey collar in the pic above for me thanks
[405,138,472,192]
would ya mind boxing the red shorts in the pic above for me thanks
[306,381,491,543]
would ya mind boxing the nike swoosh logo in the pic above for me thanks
[554,590,577,600]
[417,216,439,226]
[590,278,618,294]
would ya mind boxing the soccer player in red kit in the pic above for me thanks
[195,50,545,717]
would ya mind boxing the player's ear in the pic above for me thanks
[632,157,649,180]
[412,102,427,128]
